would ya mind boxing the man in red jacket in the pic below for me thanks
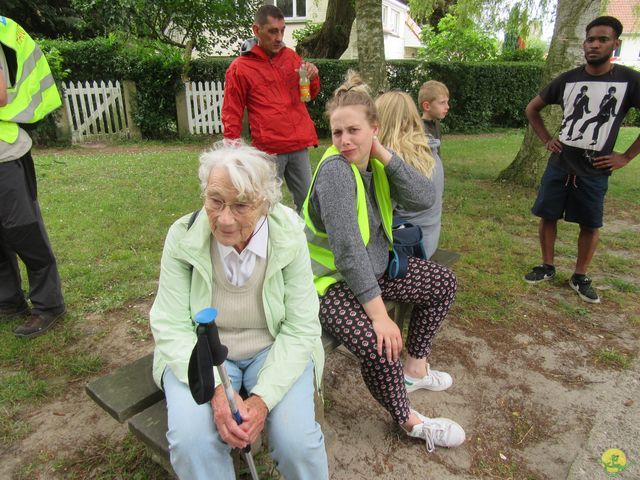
[222,4,320,211]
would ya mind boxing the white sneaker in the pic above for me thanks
[407,410,465,453]
[404,364,453,392]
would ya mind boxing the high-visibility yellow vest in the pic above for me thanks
[0,16,61,144]
[302,145,394,296]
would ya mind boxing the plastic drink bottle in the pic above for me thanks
[299,64,311,102]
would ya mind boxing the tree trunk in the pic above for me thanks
[296,0,356,58]
[181,39,194,82]
[355,0,389,95]
[498,0,602,187]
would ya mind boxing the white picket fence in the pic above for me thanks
[63,80,129,142]
[185,81,225,134]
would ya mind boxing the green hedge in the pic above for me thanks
[36,37,554,143]
[423,61,544,132]
[301,60,544,135]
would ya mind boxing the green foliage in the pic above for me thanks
[417,61,543,131]
[502,4,530,49]
[2,0,99,39]
[500,4,545,62]
[419,14,499,61]
[408,0,444,23]
[187,57,235,82]
[292,21,324,43]
[38,44,70,82]
[71,0,258,56]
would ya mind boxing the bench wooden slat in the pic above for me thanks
[321,331,340,352]
[430,248,460,267]
[128,399,176,477]
[86,353,163,423]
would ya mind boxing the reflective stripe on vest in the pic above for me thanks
[0,16,61,143]
[302,145,394,296]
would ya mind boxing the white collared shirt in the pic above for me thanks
[215,216,269,286]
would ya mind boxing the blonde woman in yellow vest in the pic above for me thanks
[0,17,65,338]
[303,71,465,454]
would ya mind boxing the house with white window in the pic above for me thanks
[264,0,424,59]
[608,0,640,67]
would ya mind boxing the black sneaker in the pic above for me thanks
[524,264,556,284]
[569,275,600,304]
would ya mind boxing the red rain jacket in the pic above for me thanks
[222,43,320,155]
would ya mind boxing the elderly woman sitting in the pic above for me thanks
[150,142,328,480]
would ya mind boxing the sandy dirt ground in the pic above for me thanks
[2,281,638,480]
[0,192,638,479]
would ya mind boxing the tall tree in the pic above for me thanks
[498,0,603,186]
[410,0,550,36]
[73,0,259,76]
[295,0,356,58]
[1,0,99,38]
[355,0,388,94]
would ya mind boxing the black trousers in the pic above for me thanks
[0,151,64,315]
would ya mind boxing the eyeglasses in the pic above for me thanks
[204,196,259,216]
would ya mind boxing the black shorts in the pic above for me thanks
[531,162,608,228]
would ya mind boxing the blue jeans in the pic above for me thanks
[163,347,328,480]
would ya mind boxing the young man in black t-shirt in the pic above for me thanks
[523,16,640,303]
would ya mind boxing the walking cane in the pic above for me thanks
[188,307,260,480]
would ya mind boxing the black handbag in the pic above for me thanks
[387,218,427,279]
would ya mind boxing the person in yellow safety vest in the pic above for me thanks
[0,16,66,338]
[302,70,466,454]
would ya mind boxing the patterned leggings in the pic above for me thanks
[319,257,457,424]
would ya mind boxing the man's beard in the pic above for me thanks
[586,54,611,66]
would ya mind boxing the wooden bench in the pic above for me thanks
[86,249,458,477]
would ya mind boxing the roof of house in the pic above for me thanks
[607,0,640,34]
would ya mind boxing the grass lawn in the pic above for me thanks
[1,129,639,477]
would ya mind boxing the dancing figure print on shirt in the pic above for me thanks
[560,85,591,138]
[559,82,626,151]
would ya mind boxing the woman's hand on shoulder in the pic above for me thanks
[370,135,392,166]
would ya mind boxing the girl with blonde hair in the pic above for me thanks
[376,90,445,258]
[302,71,465,453]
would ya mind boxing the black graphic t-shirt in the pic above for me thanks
[540,64,640,176]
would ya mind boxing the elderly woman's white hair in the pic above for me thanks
[198,141,282,208]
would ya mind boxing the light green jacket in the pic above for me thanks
[150,203,324,410]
